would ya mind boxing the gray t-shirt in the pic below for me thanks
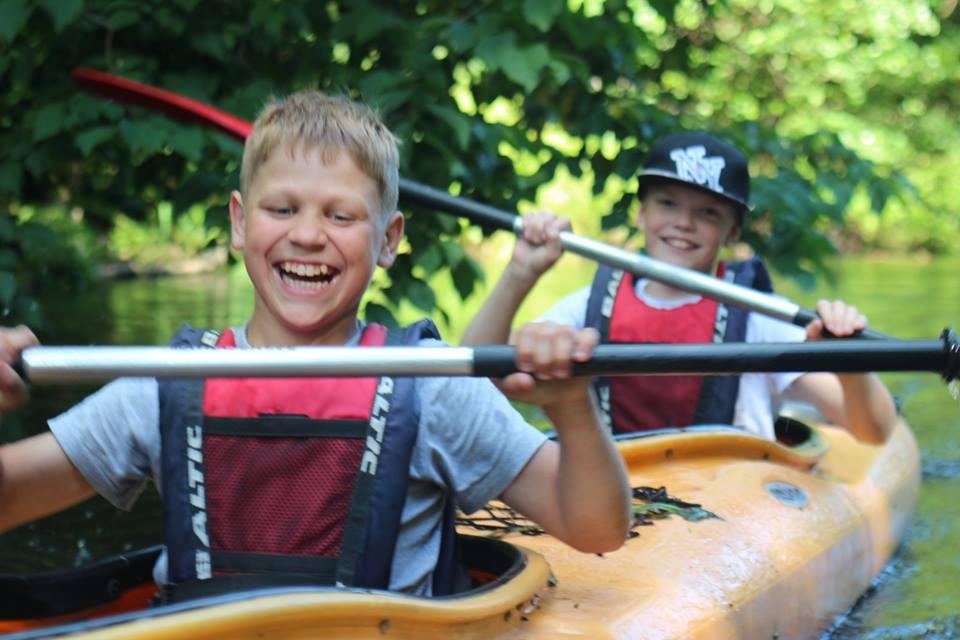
[49,325,546,596]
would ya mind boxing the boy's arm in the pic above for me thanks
[0,326,96,532]
[784,300,897,444]
[0,433,96,532]
[499,322,631,553]
[461,213,569,345]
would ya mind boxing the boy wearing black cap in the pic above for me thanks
[463,132,897,444]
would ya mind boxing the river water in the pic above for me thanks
[0,255,957,638]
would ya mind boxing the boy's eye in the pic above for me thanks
[267,206,294,216]
[330,211,354,222]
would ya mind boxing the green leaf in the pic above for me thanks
[523,0,564,31]
[0,248,18,270]
[119,118,170,156]
[476,35,551,92]
[37,0,84,32]
[404,277,436,312]
[0,161,22,195]
[167,128,205,162]
[0,218,13,241]
[451,259,482,299]
[0,271,15,308]
[426,105,471,151]
[192,32,228,62]
[413,243,443,273]
[447,20,482,53]
[31,102,68,142]
[439,240,466,267]
[363,301,397,327]
[75,126,116,155]
[0,0,31,42]
[108,9,139,29]
[173,0,201,13]
[24,148,52,178]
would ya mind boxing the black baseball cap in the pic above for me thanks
[637,132,751,214]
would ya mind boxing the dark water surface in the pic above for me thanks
[1,256,957,638]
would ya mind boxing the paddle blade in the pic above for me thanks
[72,67,252,142]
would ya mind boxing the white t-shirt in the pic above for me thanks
[538,280,807,440]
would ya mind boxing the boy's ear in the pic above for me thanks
[636,202,648,229]
[724,216,742,246]
[377,211,405,268]
[229,191,246,251]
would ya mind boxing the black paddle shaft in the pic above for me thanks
[473,331,959,381]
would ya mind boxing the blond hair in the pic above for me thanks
[240,91,399,218]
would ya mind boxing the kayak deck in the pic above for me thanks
[0,419,919,639]
[496,418,919,639]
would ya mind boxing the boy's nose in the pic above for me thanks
[288,214,328,246]
[674,208,696,228]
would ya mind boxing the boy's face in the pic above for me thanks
[229,146,402,346]
[638,183,740,275]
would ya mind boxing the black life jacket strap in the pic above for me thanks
[203,416,368,438]
[211,551,338,578]
[692,258,774,425]
[586,265,623,434]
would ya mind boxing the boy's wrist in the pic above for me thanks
[541,383,596,416]
[504,260,544,288]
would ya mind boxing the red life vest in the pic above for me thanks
[158,320,461,600]
[584,258,773,432]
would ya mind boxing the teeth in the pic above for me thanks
[665,238,695,250]
[280,272,332,290]
[281,262,333,277]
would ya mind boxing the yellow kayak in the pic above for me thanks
[0,418,919,640]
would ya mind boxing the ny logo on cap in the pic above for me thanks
[669,145,726,193]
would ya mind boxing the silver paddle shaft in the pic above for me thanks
[22,346,477,383]
[547,225,802,325]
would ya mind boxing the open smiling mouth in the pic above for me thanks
[276,261,339,290]
[663,237,698,251]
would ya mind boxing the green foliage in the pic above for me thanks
[1,0,953,324]
[109,204,226,265]
[0,215,92,328]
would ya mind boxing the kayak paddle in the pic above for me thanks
[19,329,958,385]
